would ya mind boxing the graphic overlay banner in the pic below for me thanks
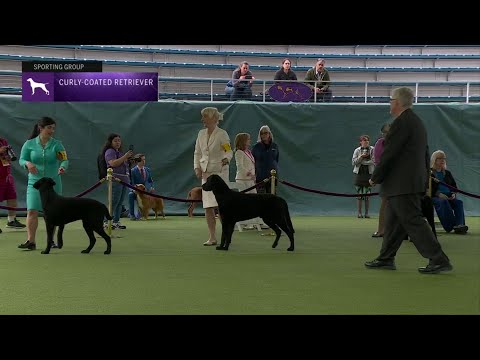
[22,61,103,72]
[22,72,159,102]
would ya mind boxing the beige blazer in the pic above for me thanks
[194,126,233,173]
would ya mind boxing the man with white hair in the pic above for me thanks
[365,87,452,274]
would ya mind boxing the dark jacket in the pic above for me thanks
[431,169,457,197]
[274,69,297,81]
[252,141,279,182]
[371,108,430,197]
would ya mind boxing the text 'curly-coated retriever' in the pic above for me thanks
[202,174,295,251]
[33,177,112,255]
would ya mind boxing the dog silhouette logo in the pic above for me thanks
[26,78,50,95]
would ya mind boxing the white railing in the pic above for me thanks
[157,77,480,103]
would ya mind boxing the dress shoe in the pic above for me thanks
[371,232,383,238]
[364,259,396,270]
[453,225,468,234]
[203,241,217,246]
[418,263,453,274]
[18,241,36,250]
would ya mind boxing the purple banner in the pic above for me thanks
[268,82,312,102]
[22,72,158,102]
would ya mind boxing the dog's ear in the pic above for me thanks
[33,179,41,189]
[48,177,56,187]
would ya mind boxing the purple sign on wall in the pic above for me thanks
[22,72,158,102]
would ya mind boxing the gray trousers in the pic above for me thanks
[377,193,450,265]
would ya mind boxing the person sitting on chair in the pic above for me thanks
[128,153,155,220]
[230,61,255,101]
[430,150,468,234]
[304,58,332,102]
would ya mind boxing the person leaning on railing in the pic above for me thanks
[230,61,255,101]
[304,58,332,102]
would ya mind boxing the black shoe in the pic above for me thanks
[0,228,2,233]
[18,241,36,250]
[7,219,26,229]
[453,225,468,234]
[418,263,453,274]
[364,259,396,270]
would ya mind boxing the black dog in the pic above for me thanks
[33,177,112,255]
[202,174,295,251]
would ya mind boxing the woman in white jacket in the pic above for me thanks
[194,107,233,246]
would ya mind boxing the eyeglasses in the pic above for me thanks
[260,131,269,135]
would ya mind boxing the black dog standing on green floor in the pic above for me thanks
[202,174,295,251]
[33,177,112,255]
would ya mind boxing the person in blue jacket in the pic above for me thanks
[252,125,279,194]
[128,153,155,220]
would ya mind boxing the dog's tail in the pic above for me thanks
[104,205,113,221]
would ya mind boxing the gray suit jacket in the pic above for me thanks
[371,108,429,197]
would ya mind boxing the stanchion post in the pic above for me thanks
[270,169,277,195]
[107,167,113,236]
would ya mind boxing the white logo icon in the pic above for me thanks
[26,78,50,95]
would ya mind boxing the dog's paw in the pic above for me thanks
[58,242,63,249]
[272,242,279,248]
[104,250,111,255]
[81,249,90,254]
[41,250,50,254]
[287,247,294,252]
[216,246,228,251]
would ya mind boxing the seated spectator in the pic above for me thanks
[430,150,468,234]
[231,61,255,101]
[274,58,297,82]
[128,153,155,220]
[304,58,332,102]
[225,80,234,97]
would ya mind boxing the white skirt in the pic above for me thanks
[201,167,229,208]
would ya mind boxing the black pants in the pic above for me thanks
[378,193,449,265]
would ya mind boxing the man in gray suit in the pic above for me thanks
[365,87,452,274]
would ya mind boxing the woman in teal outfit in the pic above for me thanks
[18,117,69,250]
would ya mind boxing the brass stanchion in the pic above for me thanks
[270,169,277,195]
[107,167,113,237]
[262,169,278,237]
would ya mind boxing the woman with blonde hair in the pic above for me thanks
[194,107,233,246]
[252,125,279,194]
[430,150,468,234]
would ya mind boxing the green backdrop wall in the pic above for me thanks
[1,95,479,216]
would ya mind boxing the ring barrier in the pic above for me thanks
[2,172,477,216]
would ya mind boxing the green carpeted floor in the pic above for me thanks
[0,216,478,314]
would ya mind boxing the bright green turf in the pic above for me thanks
[0,216,478,314]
